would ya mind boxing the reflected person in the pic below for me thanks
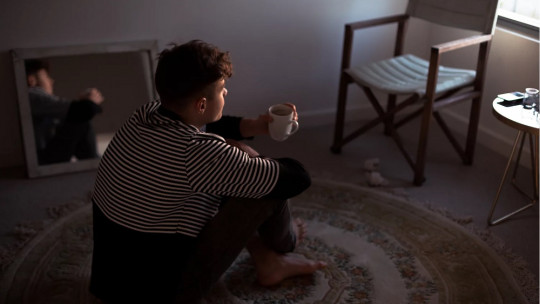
[25,59,104,165]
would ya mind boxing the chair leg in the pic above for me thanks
[433,112,467,162]
[384,95,396,136]
[464,95,482,165]
[331,72,351,154]
[413,102,433,186]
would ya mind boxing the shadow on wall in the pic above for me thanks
[0,51,24,167]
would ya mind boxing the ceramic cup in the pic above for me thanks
[268,104,299,141]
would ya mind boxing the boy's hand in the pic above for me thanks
[81,88,105,105]
[239,103,299,138]
[268,103,298,122]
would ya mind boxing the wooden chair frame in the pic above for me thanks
[331,14,493,185]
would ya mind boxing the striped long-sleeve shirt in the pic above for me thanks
[92,101,308,237]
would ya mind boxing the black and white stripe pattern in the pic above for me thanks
[93,101,279,237]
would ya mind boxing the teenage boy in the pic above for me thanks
[90,40,325,303]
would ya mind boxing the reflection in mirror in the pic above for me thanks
[11,41,158,178]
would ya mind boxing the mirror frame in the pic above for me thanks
[11,40,158,178]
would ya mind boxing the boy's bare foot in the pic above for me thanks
[255,252,327,286]
[247,218,326,286]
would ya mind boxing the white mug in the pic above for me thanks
[268,104,299,141]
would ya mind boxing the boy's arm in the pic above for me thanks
[205,116,245,140]
[226,140,311,199]
[262,158,311,200]
[65,99,103,122]
[187,136,310,200]
[206,115,269,140]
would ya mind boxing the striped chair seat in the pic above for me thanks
[345,54,476,96]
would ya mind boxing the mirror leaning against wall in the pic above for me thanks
[11,40,158,178]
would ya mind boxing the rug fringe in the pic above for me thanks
[0,193,91,275]
[419,201,538,304]
[310,176,539,304]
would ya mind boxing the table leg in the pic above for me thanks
[488,131,538,225]
[533,134,539,199]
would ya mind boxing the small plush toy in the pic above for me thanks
[363,158,388,187]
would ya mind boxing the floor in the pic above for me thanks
[0,119,538,279]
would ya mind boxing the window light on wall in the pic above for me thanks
[498,0,540,30]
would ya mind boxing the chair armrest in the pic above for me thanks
[424,34,493,101]
[347,14,409,30]
[432,34,493,54]
[341,14,410,68]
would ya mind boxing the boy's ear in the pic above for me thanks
[195,97,206,114]
[27,74,37,87]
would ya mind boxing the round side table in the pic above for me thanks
[488,98,539,225]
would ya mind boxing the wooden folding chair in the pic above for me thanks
[331,0,500,185]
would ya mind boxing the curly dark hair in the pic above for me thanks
[25,59,50,76]
[155,40,233,106]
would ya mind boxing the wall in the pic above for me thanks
[49,52,152,134]
[0,1,537,170]
[0,0,406,169]
[472,27,539,155]
[424,23,539,158]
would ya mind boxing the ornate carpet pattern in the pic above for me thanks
[0,179,536,304]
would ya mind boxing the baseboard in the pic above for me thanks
[442,110,533,165]
[301,105,369,129]
[300,106,530,164]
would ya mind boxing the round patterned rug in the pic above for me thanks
[0,179,536,304]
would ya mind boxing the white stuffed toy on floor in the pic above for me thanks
[363,158,388,187]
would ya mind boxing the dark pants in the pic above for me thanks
[38,121,98,165]
[90,197,295,304]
